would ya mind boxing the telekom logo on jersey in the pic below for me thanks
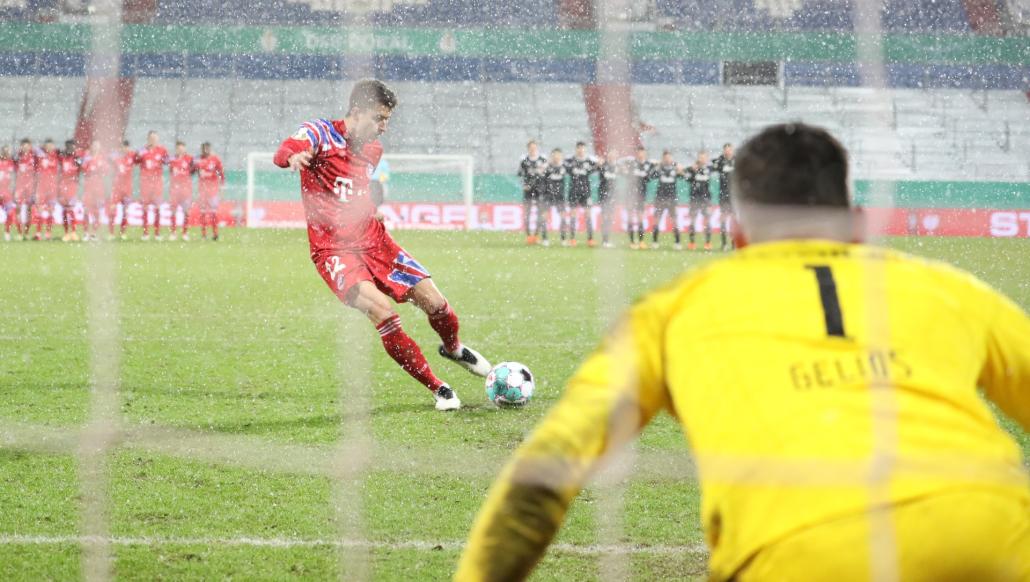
[333,176,355,202]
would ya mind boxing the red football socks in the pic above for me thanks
[377,314,444,392]
[428,301,461,354]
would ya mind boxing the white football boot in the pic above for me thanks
[439,344,492,377]
[433,385,461,411]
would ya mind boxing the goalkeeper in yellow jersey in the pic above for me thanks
[456,123,1030,582]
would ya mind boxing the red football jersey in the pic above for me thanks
[14,151,36,197]
[274,118,383,251]
[169,155,193,185]
[194,155,224,196]
[59,153,80,185]
[0,158,14,197]
[82,154,109,200]
[112,151,137,196]
[36,150,59,190]
[138,146,168,177]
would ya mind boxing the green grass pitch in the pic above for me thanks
[1,230,1027,581]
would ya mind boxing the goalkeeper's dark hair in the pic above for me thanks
[733,122,851,208]
[349,79,397,113]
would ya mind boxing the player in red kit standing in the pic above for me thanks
[138,130,168,240]
[13,139,37,241]
[0,147,15,241]
[33,139,59,240]
[58,140,82,242]
[110,140,137,240]
[194,142,223,241]
[274,79,491,411]
[81,141,109,242]
[167,141,193,241]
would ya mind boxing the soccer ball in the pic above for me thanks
[485,362,535,407]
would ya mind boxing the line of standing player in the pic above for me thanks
[0,130,225,242]
[518,140,736,250]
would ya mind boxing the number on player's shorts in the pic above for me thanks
[806,265,847,338]
[333,176,355,203]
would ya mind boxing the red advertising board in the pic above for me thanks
[247,201,1030,238]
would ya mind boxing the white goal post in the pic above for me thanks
[245,152,476,229]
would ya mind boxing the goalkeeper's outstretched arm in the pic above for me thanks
[455,300,673,581]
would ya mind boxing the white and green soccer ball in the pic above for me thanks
[485,362,535,407]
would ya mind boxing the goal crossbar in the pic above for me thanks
[245,152,476,229]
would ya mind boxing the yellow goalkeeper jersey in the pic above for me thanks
[457,239,1030,581]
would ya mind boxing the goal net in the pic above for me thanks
[245,152,475,229]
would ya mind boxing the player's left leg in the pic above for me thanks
[584,203,595,246]
[720,205,734,250]
[181,201,192,240]
[687,200,699,250]
[408,278,492,378]
[651,204,663,247]
[636,196,646,246]
[209,211,219,241]
[671,200,682,249]
[702,204,712,250]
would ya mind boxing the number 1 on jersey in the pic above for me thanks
[806,265,847,338]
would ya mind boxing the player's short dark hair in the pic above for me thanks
[147,130,157,136]
[122,139,130,146]
[175,140,185,147]
[723,143,733,149]
[551,148,562,154]
[44,138,53,144]
[662,150,672,156]
[575,141,586,148]
[636,146,646,152]
[201,142,211,148]
[733,123,850,208]
[20,137,31,145]
[65,139,75,147]
[349,79,397,113]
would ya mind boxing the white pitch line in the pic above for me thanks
[0,534,708,556]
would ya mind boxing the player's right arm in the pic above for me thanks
[978,288,1030,430]
[456,292,675,582]
[274,123,320,171]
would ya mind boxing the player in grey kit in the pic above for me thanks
[628,146,658,249]
[683,150,713,250]
[539,148,567,247]
[711,142,736,250]
[651,150,684,250]
[563,141,598,247]
[517,140,547,245]
[596,151,619,248]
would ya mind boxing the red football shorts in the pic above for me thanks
[312,233,431,304]
[58,182,79,204]
[170,184,192,206]
[140,175,163,204]
[197,193,219,212]
[37,182,57,203]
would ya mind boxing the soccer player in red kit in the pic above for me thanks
[81,141,109,241]
[33,139,59,240]
[0,146,15,241]
[13,139,37,241]
[194,142,224,241]
[138,130,168,240]
[58,140,82,241]
[274,79,491,411]
[168,141,193,241]
[110,140,137,240]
